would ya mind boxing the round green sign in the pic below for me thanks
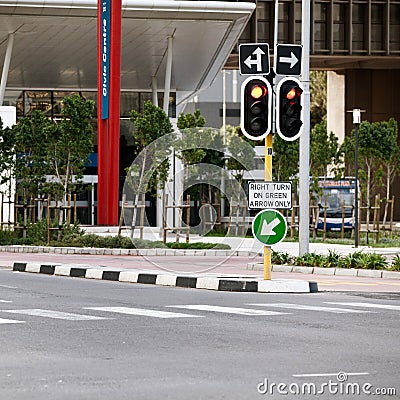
[252,209,287,245]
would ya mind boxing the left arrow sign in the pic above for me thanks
[244,47,265,71]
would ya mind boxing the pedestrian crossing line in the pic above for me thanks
[1,309,111,321]
[325,302,400,311]
[84,307,204,319]
[247,303,374,314]
[0,317,25,325]
[166,305,290,316]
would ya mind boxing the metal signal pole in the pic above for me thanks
[299,0,311,255]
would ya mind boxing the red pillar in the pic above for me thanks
[97,0,121,225]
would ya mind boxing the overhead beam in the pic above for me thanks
[163,36,173,114]
[0,33,14,106]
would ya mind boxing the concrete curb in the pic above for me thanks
[12,262,318,293]
[0,245,259,257]
[247,262,400,279]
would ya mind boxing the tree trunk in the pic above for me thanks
[366,161,371,231]
[130,147,148,239]
[382,164,391,228]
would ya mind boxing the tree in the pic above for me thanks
[226,125,256,186]
[272,134,299,182]
[176,109,210,168]
[0,118,16,194]
[310,120,340,179]
[12,110,57,200]
[309,71,327,127]
[377,118,399,226]
[340,119,397,225]
[127,101,174,236]
[129,100,174,193]
[176,110,225,210]
[47,94,95,199]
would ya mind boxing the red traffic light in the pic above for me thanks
[250,84,268,99]
[240,77,272,140]
[285,86,303,101]
[276,77,304,141]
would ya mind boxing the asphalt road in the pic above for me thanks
[0,268,399,400]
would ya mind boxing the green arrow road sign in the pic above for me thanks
[252,209,287,245]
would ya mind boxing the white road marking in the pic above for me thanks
[0,317,25,325]
[292,372,369,378]
[0,300,13,303]
[84,306,203,319]
[0,285,18,289]
[248,303,374,314]
[1,309,110,321]
[167,305,289,316]
[325,302,400,311]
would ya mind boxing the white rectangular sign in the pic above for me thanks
[248,181,292,209]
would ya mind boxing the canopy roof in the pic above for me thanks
[0,0,255,100]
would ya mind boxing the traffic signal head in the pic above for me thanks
[240,76,272,140]
[276,77,303,141]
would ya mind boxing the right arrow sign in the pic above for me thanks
[275,44,302,76]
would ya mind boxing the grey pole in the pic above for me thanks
[163,36,173,114]
[0,33,15,106]
[299,0,310,255]
[353,109,361,248]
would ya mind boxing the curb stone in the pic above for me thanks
[0,246,260,257]
[247,262,400,279]
[12,262,318,294]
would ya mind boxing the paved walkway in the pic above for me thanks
[1,228,399,293]
[83,226,400,258]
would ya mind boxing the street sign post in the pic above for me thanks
[275,44,302,76]
[239,43,270,76]
[248,181,292,209]
[252,209,287,246]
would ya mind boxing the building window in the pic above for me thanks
[333,2,347,51]
[390,3,400,51]
[295,1,302,43]
[257,1,272,43]
[6,90,176,119]
[371,3,385,52]
[314,2,329,52]
[278,2,290,42]
[352,3,367,52]
[120,92,139,118]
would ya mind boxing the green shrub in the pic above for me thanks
[294,252,324,267]
[272,251,292,265]
[0,229,17,245]
[338,251,364,269]
[390,255,400,271]
[321,250,342,268]
[360,253,388,270]
[338,251,388,270]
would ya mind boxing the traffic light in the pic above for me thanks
[276,77,303,141]
[240,76,272,140]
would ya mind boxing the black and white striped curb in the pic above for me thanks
[12,262,318,293]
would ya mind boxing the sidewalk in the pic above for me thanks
[82,226,400,259]
[1,227,399,294]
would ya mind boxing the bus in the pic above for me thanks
[313,177,357,232]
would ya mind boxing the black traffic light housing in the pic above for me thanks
[276,77,304,141]
[240,76,272,141]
